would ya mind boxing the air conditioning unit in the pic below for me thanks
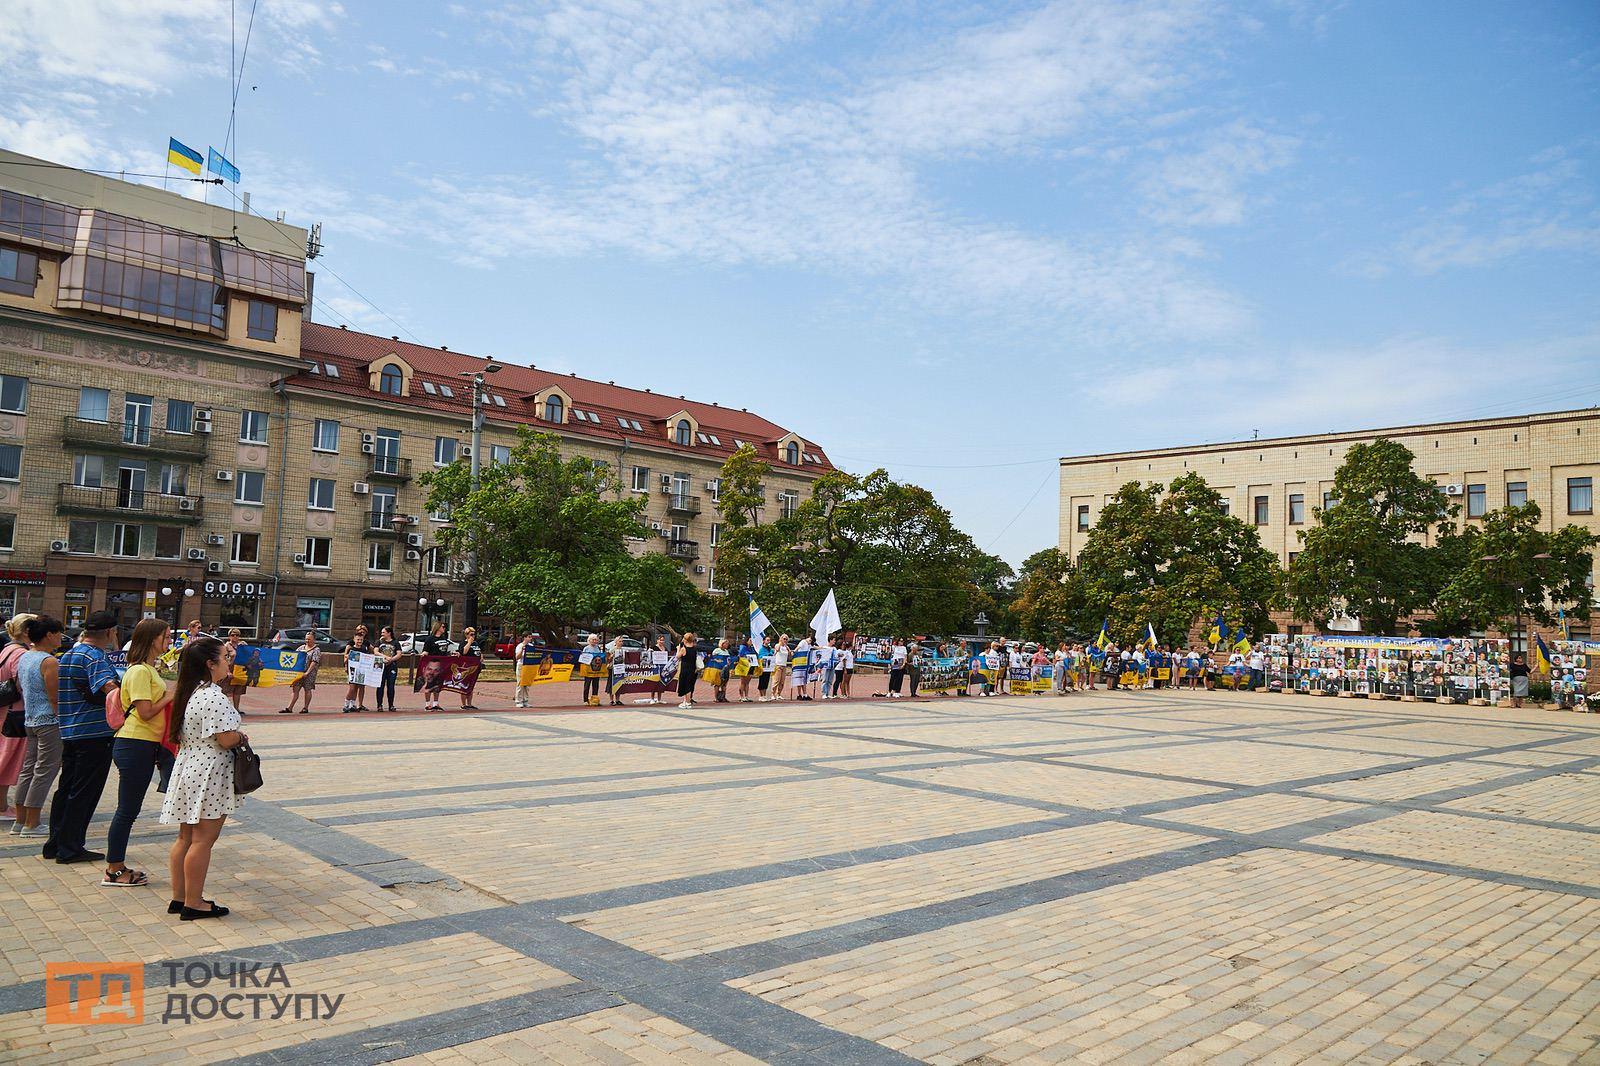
[403,514,419,526]
[206,561,223,573]
[660,474,673,490]
[360,441,376,454]
[361,432,376,445]
[406,533,423,548]
[1443,484,1464,496]
[649,521,662,531]
[205,534,225,546]
[404,549,421,561]
[177,497,196,511]
[50,539,68,553]
[187,548,208,561]
[292,553,306,565]
[352,482,371,495]
[460,445,471,458]
[694,565,706,574]
[193,409,213,434]
[658,528,671,539]
[215,470,234,482]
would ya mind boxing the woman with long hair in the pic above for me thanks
[457,627,482,710]
[103,619,175,887]
[375,626,401,712]
[0,613,33,826]
[341,628,372,713]
[161,637,246,920]
[222,628,248,713]
[10,615,62,837]
[282,630,320,714]
[675,632,700,709]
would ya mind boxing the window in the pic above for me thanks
[490,444,510,465]
[710,522,722,548]
[239,409,268,444]
[1253,496,1269,525]
[234,470,265,505]
[154,526,182,559]
[230,532,260,564]
[1288,494,1305,524]
[631,466,649,492]
[1506,481,1528,508]
[1288,551,1299,567]
[675,420,691,446]
[0,444,19,482]
[246,299,277,341]
[785,441,800,464]
[422,381,436,395]
[73,455,103,488]
[307,478,335,510]
[779,490,799,519]
[312,419,340,452]
[430,499,453,523]
[434,436,458,466]
[1076,505,1090,532]
[68,520,97,553]
[367,541,393,572]
[123,394,152,445]
[426,547,451,576]
[112,523,141,558]
[0,513,13,550]
[371,486,397,527]
[372,428,400,475]
[77,387,110,423]
[707,566,721,592]
[0,244,39,296]
[670,523,687,544]
[165,398,193,433]
[1323,491,1337,510]
[302,537,332,568]
[379,365,404,396]
[1570,477,1594,515]
[158,463,187,496]
[543,395,564,423]
[438,384,454,398]
[1466,483,1486,518]
[1219,499,1231,516]
[324,364,340,379]
[295,597,333,628]
[0,374,26,414]
[708,478,721,502]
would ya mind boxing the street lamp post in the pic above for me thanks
[159,583,197,628]
[458,362,500,632]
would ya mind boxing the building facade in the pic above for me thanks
[1060,409,1600,640]
[0,152,830,639]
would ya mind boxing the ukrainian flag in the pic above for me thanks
[1532,633,1553,673]
[168,138,203,175]
[1234,633,1252,655]
[1207,613,1228,647]
[1143,622,1158,650]
[1094,620,1110,650]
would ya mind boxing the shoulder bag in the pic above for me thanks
[233,740,264,795]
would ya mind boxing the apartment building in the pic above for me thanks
[1060,409,1600,638]
[0,151,830,638]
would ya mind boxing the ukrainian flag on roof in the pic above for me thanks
[168,138,203,175]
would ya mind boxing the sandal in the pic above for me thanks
[102,867,148,887]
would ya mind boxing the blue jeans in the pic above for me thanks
[107,737,174,865]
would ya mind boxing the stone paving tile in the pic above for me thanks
[1152,792,1364,834]
[1303,760,1564,803]
[1441,771,1600,829]
[1064,738,1402,785]
[0,829,444,987]
[731,850,1600,1066]
[343,775,1041,903]
[882,760,1223,809]
[1311,810,1600,889]
[391,1003,764,1065]
[569,822,1202,961]
[1,932,568,1063]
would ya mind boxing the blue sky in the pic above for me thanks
[3,1,1597,565]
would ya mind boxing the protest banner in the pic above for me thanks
[413,654,482,698]
[346,650,385,688]
[519,647,576,686]
[701,650,732,685]
[232,645,308,688]
[614,649,667,699]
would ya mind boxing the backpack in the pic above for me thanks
[104,683,127,731]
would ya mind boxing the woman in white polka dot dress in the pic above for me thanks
[160,637,247,921]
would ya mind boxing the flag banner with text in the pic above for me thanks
[414,654,483,698]
[519,647,577,686]
[233,646,308,688]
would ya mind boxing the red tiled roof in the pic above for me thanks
[295,322,833,470]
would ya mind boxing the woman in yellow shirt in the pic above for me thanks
[103,618,174,888]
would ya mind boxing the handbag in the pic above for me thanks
[1,706,23,739]
[233,740,264,795]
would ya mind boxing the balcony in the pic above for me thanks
[362,510,413,538]
[367,455,412,481]
[666,538,699,561]
[61,417,209,460]
[665,493,701,516]
[57,483,204,523]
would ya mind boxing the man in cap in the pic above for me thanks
[44,611,121,864]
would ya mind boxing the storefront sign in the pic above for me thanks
[204,580,268,598]
[0,569,45,586]
[361,599,394,615]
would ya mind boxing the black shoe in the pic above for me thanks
[170,898,218,915]
[180,903,229,921]
[56,850,105,865]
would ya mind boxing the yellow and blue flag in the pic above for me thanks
[1207,612,1228,647]
[207,147,240,183]
[1094,620,1110,650]
[168,138,203,175]
[1234,633,1252,655]
[1143,622,1158,650]
[1532,633,1553,673]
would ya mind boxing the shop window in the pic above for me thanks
[216,595,259,640]
[295,597,332,629]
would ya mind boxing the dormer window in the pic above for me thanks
[785,441,800,465]
[379,365,404,396]
[544,395,564,423]
[675,419,692,446]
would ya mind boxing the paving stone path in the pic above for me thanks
[2,690,1598,1064]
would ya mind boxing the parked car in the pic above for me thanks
[399,632,462,655]
[271,628,348,655]
[495,633,544,659]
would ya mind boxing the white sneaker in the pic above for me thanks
[22,825,47,837]
[7,822,21,836]
[678,701,692,708]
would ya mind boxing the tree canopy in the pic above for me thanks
[419,428,714,644]
[1428,502,1598,636]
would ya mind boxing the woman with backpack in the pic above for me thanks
[103,618,174,887]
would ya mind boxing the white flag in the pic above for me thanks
[809,588,841,645]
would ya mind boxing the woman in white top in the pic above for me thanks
[160,637,247,921]
[834,642,854,698]
[769,637,790,701]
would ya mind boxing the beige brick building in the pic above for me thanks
[0,151,830,639]
[1060,409,1600,640]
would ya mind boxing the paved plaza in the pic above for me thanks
[2,690,1599,1064]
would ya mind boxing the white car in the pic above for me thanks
[399,633,462,655]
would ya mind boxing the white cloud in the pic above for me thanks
[1141,119,1299,227]
[0,0,224,92]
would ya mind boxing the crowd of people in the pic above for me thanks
[0,612,247,919]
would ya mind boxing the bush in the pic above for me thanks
[1528,681,1552,703]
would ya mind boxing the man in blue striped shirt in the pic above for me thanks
[44,611,120,864]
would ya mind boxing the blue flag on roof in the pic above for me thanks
[207,147,240,183]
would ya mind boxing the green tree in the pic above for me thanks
[419,428,713,644]
[1071,472,1280,645]
[1285,438,1454,634]
[1011,548,1088,645]
[1429,503,1598,636]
